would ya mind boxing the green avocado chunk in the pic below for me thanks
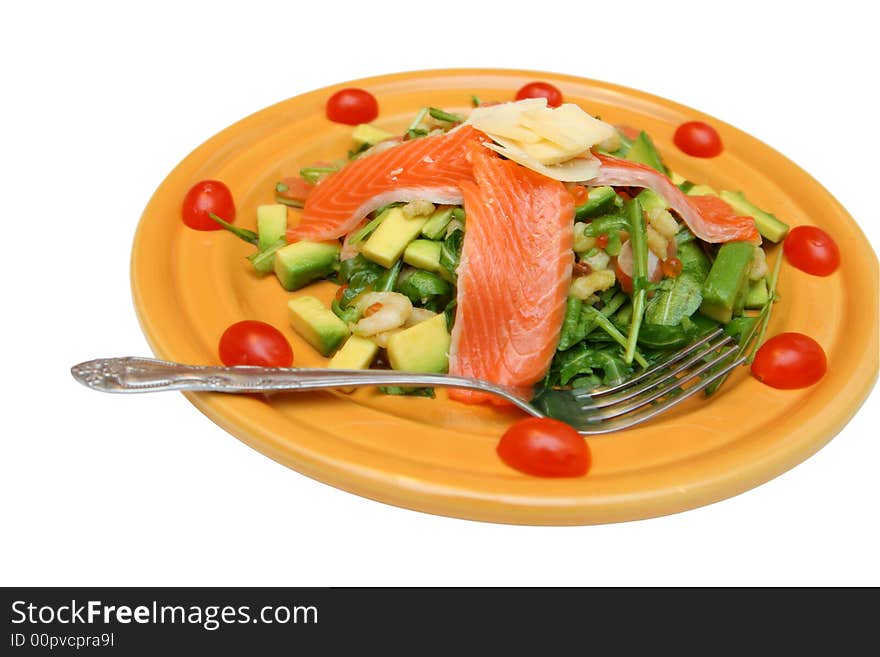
[420,206,455,240]
[257,204,288,251]
[387,313,450,373]
[636,188,667,214]
[699,241,755,323]
[287,296,349,356]
[745,277,770,309]
[403,239,442,272]
[273,240,340,291]
[362,207,430,268]
[625,131,666,173]
[719,190,790,243]
[352,123,394,147]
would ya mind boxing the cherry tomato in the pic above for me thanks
[673,121,723,158]
[497,417,591,477]
[783,226,840,276]
[515,81,563,107]
[569,184,589,205]
[219,320,293,368]
[326,88,379,125]
[182,180,236,231]
[751,332,827,389]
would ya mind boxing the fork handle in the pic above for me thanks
[70,357,534,410]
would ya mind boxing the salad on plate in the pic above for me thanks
[183,80,836,477]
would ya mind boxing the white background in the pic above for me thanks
[2,1,877,586]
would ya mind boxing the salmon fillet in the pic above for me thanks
[290,125,486,241]
[448,145,575,404]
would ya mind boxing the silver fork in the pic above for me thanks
[70,328,744,435]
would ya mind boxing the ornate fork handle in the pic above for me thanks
[70,357,537,413]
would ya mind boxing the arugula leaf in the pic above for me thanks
[644,273,703,326]
[374,258,402,292]
[549,344,633,388]
[337,255,384,307]
[208,213,258,246]
[428,107,464,123]
[638,314,718,350]
[443,299,457,331]
[331,297,360,324]
[439,229,464,280]
[675,241,711,280]
[247,238,286,274]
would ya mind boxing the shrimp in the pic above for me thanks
[354,292,413,336]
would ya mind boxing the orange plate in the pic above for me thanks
[131,69,878,525]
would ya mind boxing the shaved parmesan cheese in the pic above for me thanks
[521,104,615,154]
[483,142,601,182]
[464,98,614,181]
[467,99,545,143]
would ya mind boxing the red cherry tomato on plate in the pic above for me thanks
[673,121,723,158]
[326,88,379,125]
[182,180,236,231]
[783,226,840,276]
[751,332,827,389]
[219,320,293,368]
[515,81,563,107]
[497,417,590,477]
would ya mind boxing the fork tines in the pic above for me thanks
[573,328,746,434]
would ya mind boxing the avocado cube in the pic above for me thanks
[699,241,755,323]
[287,296,350,356]
[327,335,379,393]
[386,314,450,373]
[328,335,378,370]
[636,188,667,214]
[719,190,789,243]
[745,277,769,309]
[625,131,665,172]
[420,206,455,240]
[352,123,394,147]
[403,239,442,273]
[361,207,429,268]
[257,204,288,251]
[274,241,340,291]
